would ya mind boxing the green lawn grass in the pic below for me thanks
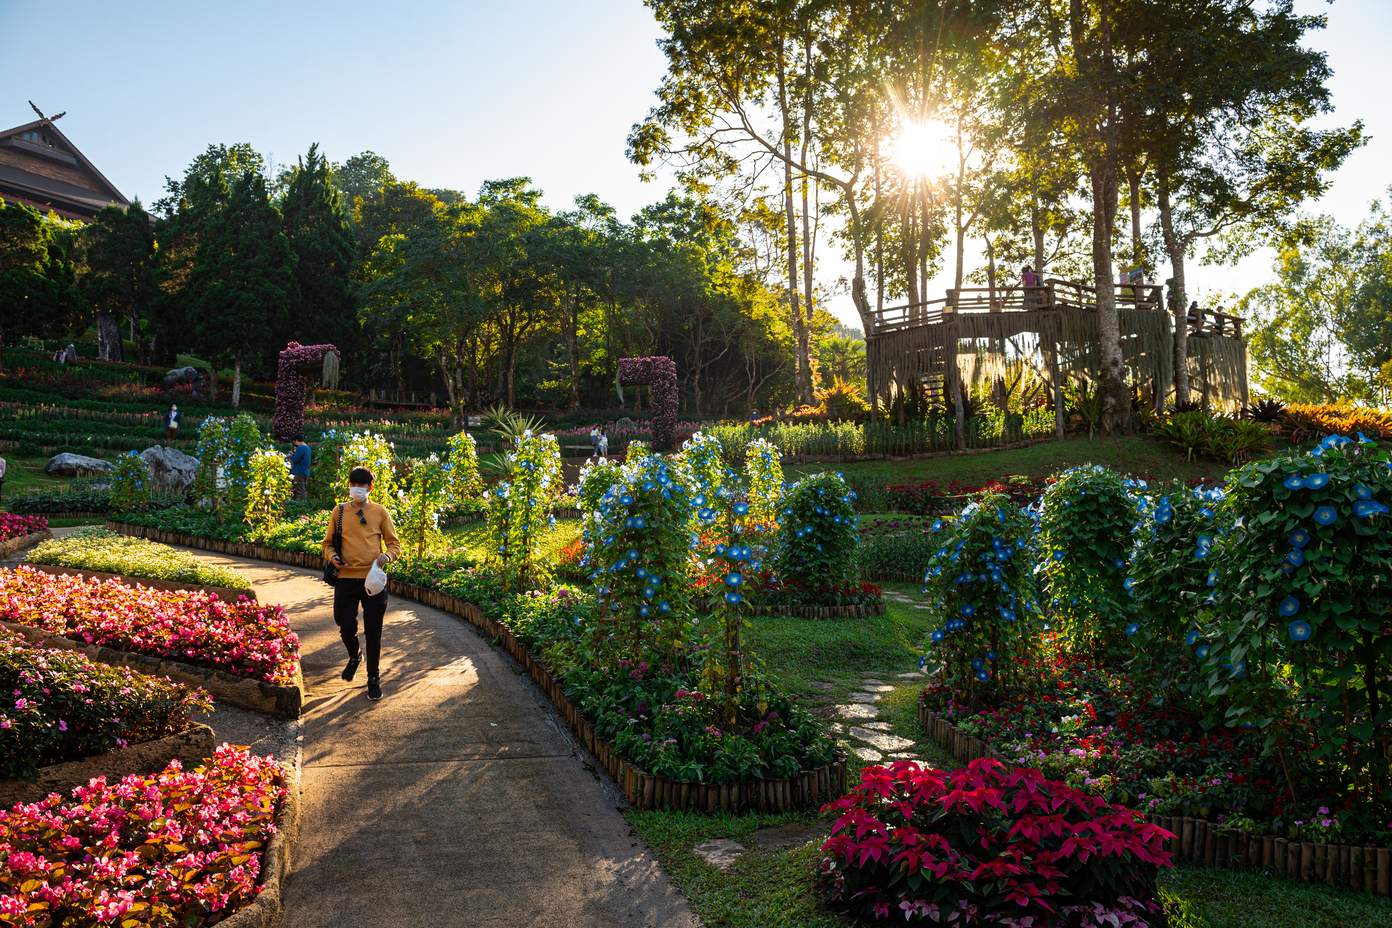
[1,453,77,498]
[442,519,580,562]
[626,585,1392,928]
[783,434,1248,487]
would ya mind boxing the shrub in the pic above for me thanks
[1151,411,1270,464]
[815,376,870,416]
[7,486,113,515]
[0,514,48,541]
[744,437,782,526]
[589,452,696,662]
[0,631,212,782]
[397,454,450,560]
[920,491,1040,703]
[1036,466,1141,658]
[26,527,249,590]
[821,758,1173,926]
[109,450,150,514]
[0,746,286,926]
[1210,436,1392,814]
[772,472,859,592]
[0,567,300,685]
[244,447,292,528]
[485,430,563,588]
[336,430,397,505]
[1279,402,1392,443]
[446,430,484,503]
[1127,484,1231,652]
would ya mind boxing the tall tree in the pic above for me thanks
[186,171,298,406]
[0,200,81,372]
[77,201,155,363]
[282,144,359,371]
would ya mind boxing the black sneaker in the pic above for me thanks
[341,650,362,682]
[367,675,382,701]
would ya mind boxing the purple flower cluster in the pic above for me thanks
[616,356,677,450]
[272,342,339,441]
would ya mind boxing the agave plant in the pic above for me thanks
[1243,397,1286,423]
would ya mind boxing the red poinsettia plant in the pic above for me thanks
[821,758,1174,926]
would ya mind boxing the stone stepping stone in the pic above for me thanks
[861,677,886,685]
[848,727,916,752]
[808,681,835,693]
[888,752,918,759]
[693,839,747,871]
[751,823,821,849]
[860,684,895,693]
[897,671,925,678]
[847,744,883,762]
[836,704,879,720]
[858,721,892,731]
[848,692,880,703]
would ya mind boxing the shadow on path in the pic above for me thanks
[177,549,699,928]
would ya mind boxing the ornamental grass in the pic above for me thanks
[0,568,299,686]
[0,746,286,926]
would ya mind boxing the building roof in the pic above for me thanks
[0,116,130,221]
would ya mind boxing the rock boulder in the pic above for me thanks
[140,446,199,493]
[44,453,116,478]
[162,366,202,389]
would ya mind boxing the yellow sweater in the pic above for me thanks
[321,501,402,579]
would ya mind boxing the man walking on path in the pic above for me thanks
[322,467,401,700]
[163,404,181,440]
[287,435,311,500]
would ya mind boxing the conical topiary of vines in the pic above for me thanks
[273,342,339,441]
[617,356,678,451]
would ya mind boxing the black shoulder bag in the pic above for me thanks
[322,504,344,586]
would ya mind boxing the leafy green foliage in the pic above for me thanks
[397,454,450,560]
[772,473,858,592]
[1036,465,1141,658]
[744,437,782,526]
[919,491,1040,703]
[335,430,396,504]
[27,527,248,590]
[445,430,484,503]
[109,451,150,514]
[1152,411,1271,464]
[243,447,291,529]
[485,429,562,588]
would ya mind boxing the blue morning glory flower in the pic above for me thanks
[1195,644,1210,659]
[1288,620,1312,641]
[1284,476,1306,490]
[931,629,944,642]
[659,601,671,614]
[1185,631,1200,646]
[932,520,944,532]
[1052,550,1065,561]
[1289,528,1311,549]
[1305,473,1330,489]
[627,549,639,560]
[1353,500,1389,518]
[1354,485,1373,500]
[986,650,996,661]
[999,607,1016,622]
[639,604,651,616]
[725,572,742,587]
[1279,597,1300,616]
[1114,558,1125,569]
[636,567,649,579]
[1200,507,1215,519]
[714,543,728,556]
[734,502,749,515]
[1126,622,1140,636]
[643,586,656,599]
[1313,506,1337,526]
[1287,549,1304,567]
[975,670,990,682]
[620,494,634,505]
[1123,577,1135,592]
[725,591,742,605]
[961,604,976,617]
[1206,571,1219,587]
[972,658,984,670]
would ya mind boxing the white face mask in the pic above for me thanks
[348,486,369,504]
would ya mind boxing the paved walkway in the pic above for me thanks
[176,550,698,928]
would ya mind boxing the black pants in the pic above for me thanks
[333,579,387,677]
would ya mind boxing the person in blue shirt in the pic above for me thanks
[163,404,181,440]
[287,435,312,500]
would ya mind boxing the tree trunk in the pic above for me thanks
[1127,164,1144,270]
[777,46,806,407]
[207,361,219,402]
[567,287,581,412]
[953,119,967,292]
[1031,182,1045,275]
[1158,166,1190,406]
[1091,165,1131,434]
[231,355,242,408]
[96,312,123,363]
[505,340,518,409]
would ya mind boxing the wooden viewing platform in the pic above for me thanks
[865,277,1250,441]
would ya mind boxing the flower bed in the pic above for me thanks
[0,630,211,782]
[0,746,286,926]
[26,528,249,591]
[821,758,1173,925]
[0,568,299,686]
[0,517,47,545]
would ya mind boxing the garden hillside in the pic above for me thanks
[6,392,1383,927]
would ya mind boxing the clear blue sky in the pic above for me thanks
[2,0,1385,328]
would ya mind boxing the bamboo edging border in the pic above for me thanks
[916,698,1392,897]
[748,603,887,619]
[103,520,849,815]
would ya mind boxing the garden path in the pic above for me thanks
[171,547,700,928]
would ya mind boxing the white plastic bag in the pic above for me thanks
[365,562,388,596]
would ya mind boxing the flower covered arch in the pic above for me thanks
[617,356,678,450]
[273,342,340,441]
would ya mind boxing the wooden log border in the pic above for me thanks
[104,520,849,815]
[748,603,887,619]
[917,697,1392,896]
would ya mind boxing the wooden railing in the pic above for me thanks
[364,389,438,408]
[868,279,1237,337]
